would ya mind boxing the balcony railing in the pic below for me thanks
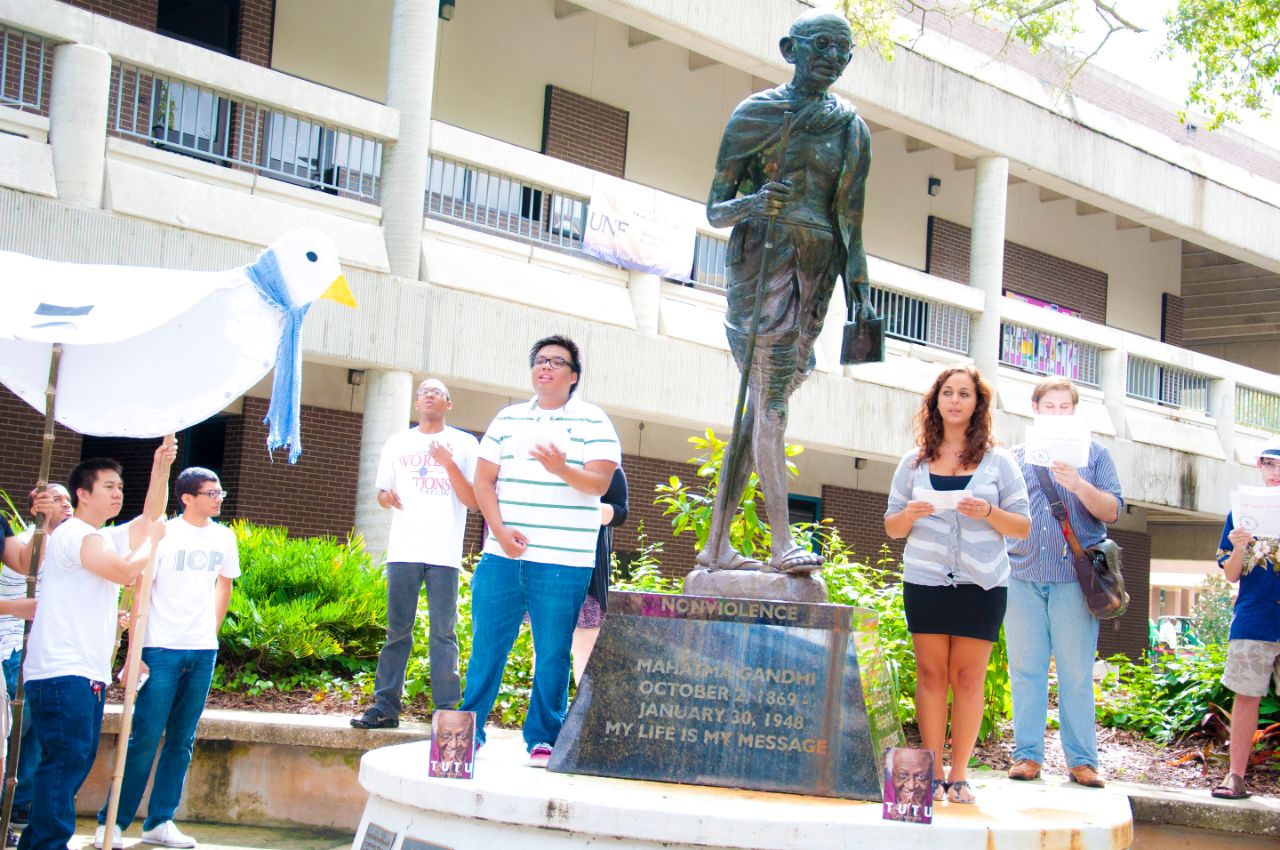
[425,154,590,255]
[690,234,971,354]
[1236,385,1280,433]
[0,26,50,114]
[1126,356,1212,415]
[998,321,1100,387]
[109,63,384,202]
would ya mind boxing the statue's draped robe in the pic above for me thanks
[714,87,871,397]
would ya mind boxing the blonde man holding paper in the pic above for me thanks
[1006,377,1122,789]
[1210,434,1280,800]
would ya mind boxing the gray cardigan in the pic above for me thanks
[885,446,1031,590]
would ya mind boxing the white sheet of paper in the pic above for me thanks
[1024,415,1091,468]
[912,486,972,511]
[506,420,572,461]
[1230,486,1280,538]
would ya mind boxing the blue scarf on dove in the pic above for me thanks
[246,249,310,463]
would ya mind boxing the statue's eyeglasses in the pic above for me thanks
[790,33,853,57]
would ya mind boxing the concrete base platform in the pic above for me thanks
[354,730,1135,849]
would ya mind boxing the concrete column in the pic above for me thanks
[354,369,414,560]
[1212,375,1236,462]
[629,271,661,335]
[1098,348,1128,440]
[379,0,439,280]
[48,43,111,207]
[967,156,1009,382]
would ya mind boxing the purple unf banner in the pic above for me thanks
[582,174,697,281]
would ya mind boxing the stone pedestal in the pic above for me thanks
[684,567,827,603]
[547,590,903,801]
[354,729,1135,850]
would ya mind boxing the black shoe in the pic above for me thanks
[351,708,399,729]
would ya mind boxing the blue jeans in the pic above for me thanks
[372,563,460,715]
[460,554,591,751]
[1005,578,1100,768]
[18,676,105,850]
[97,648,216,831]
[2,650,39,814]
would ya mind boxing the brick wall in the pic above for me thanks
[1097,528,1151,661]
[0,387,83,517]
[820,484,903,567]
[222,397,361,539]
[78,434,181,520]
[62,0,158,29]
[1161,293,1185,348]
[542,85,629,179]
[926,217,1109,325]
[236,0,273,67]
[614,453,701,579]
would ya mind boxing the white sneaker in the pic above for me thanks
[93,825,125,850]
[141,821,196,848]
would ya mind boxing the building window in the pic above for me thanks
[150,81,231,162]
[157,0,241,55]
[788,494,823,553]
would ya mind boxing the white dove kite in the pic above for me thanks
[0,227,356,462]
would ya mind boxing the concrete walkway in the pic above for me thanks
[67,817,349,850]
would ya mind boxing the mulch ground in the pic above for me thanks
[197,688,1280,799]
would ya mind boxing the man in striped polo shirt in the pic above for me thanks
[459,335,620,766]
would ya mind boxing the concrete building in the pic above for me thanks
[1,0,1277,659]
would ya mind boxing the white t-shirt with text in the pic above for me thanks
[24,518,129,684]
[375,425,479,567]
[144,516,241,651]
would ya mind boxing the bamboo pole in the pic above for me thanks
[0,344,62,842]
[102,433,174,850]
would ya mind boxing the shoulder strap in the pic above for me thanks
[1032,465,1086,559]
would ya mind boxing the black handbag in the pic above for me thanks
[1032,466,1129,620]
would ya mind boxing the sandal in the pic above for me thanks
[1211,773,1250,800]
[947,779,975,804]
[932,778,948,802]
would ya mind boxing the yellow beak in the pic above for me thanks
[321,274,357,307]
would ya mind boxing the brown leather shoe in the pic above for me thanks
[1068,764,1105,788]
[1008,759,1041,781]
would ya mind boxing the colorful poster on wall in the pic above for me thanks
[582,174,697,281]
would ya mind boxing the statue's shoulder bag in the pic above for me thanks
[1031,465,1128,620]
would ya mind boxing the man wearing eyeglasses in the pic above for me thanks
[700,8,873,573]
[93,467,238,849]
[352,378,479,730]
[460,335,620,766]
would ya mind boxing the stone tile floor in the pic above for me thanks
[62,817,350,850]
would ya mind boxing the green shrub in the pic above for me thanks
[654,428,802,561]
[1098,644,1280,743]
[1192,572,1235,647]
[218,523,386,690]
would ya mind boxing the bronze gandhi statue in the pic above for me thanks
[699,9,874,574]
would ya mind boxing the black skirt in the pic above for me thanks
[903,581,1007,642]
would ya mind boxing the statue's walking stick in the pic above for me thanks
[709,112,794,566]
[0,343,62,841]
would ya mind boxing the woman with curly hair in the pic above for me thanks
[884,365,1031,804]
